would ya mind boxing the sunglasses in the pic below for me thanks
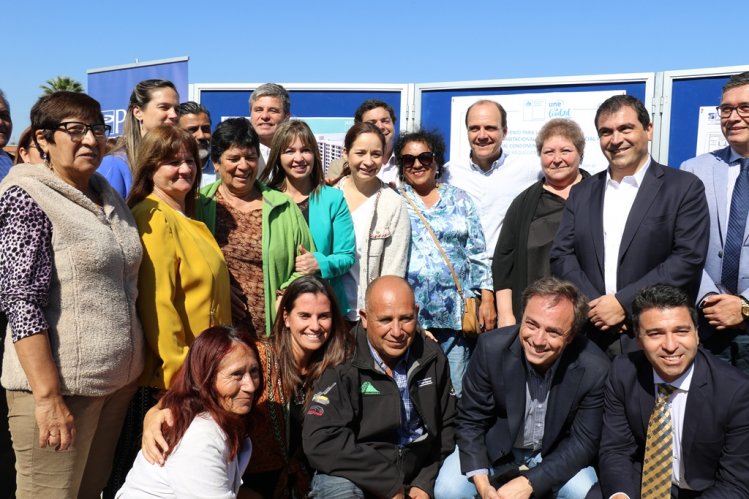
[400,151,435,169]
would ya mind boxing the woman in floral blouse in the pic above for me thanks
[396,130,493,397]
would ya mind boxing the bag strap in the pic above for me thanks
[399,187,465,300]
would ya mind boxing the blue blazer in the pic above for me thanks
[681,147,749,303]
[457,327,610,496]
[309,186,356,315]
[550,160,709,317]
[600,348,749,497]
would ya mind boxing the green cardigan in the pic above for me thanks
[197,180,315,336]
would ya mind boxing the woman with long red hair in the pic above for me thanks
[116,326,262,497]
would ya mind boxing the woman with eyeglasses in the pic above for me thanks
[0,91,144,497]
[258,120,356,318]
[98,79,179,198]
[395,130,493,397]
[333,122,410,325]
[493,119,589,326]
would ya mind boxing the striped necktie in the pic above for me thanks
[641,383,677,499]
[722,157,749,294]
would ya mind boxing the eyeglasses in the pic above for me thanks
[400,152,435,169]
[54,122,111,141]
[716,104,749,119]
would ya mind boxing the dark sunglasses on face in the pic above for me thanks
[400,151,435,169]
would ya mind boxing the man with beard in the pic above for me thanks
[177,102,214,186]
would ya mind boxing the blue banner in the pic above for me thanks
[87,58,188,136]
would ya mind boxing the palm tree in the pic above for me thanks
[40,76,84,95]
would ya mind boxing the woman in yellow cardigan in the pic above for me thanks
[105,125,232,495]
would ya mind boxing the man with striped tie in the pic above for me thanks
[599,284,749,498]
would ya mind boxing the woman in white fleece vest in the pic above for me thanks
[0,91,144,498]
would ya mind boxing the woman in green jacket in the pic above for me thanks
[258,120,355,317]
[196,118,314,337]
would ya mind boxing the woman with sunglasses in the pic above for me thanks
[395,130,493,397]
[0,91,144,497]
[259,120,356,318]
[333,122,410,324]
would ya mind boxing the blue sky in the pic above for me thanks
[2,0,747,142]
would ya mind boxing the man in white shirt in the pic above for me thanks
[551,95,709,355]
[681,71,749,374]
[442,100,542,259]
[248,83,290,173]
[600,284,749,498]
[0,90,13,181]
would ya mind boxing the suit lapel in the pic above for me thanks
[637,357,656,434]
[712,151,730,248]
[682,354,707,457]
[591,173,607,277]
[506,336,527,445]
[619,161,664,261]
[542,350,583,453]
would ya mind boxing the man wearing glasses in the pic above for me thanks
[435,277,609,499]
[681,71,749,374]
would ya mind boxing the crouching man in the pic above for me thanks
[303,276,456,498]
[436,277,610,498]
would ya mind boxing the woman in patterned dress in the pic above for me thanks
[196,118,314,337]
[396,130,494,397]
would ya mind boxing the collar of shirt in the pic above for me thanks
[521,350,561,386]
[367,339,410,376]
[728,147,747,165]
[653,361,694,394]
[259,143,271,162]
[606,157,651,188]
[469,149,507,175]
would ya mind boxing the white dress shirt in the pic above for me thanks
[443,150,541,258]
[378,153,399,186]
[653,364,694,491]
[609,364,694,499]
[602,160,651,293]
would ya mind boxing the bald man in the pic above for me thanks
[303,276,456,499]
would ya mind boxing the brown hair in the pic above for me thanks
[535,118,586,158]
[521,277,589,337]
[259,120,324,197]
[127,125,201,216]
[269,276,353,408]
[30,91,104,147]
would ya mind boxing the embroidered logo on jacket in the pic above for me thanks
[417,377,433,388]
[360,381,381,395]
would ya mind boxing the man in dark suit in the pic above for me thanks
[600,284,749,498]
[434,277,610,499]
[550,95,709,355]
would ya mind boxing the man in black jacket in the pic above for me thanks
[436,277,610,499]
[303,276,456,499]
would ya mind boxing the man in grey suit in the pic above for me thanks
[681,71,749,373]
[551,95,709,355]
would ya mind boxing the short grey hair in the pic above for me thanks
[249,83,290,115]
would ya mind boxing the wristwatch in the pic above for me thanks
[741,297,749,321]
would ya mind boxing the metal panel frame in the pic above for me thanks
[657,64,749,163]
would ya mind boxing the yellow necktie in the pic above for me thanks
[641,383,677,498]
